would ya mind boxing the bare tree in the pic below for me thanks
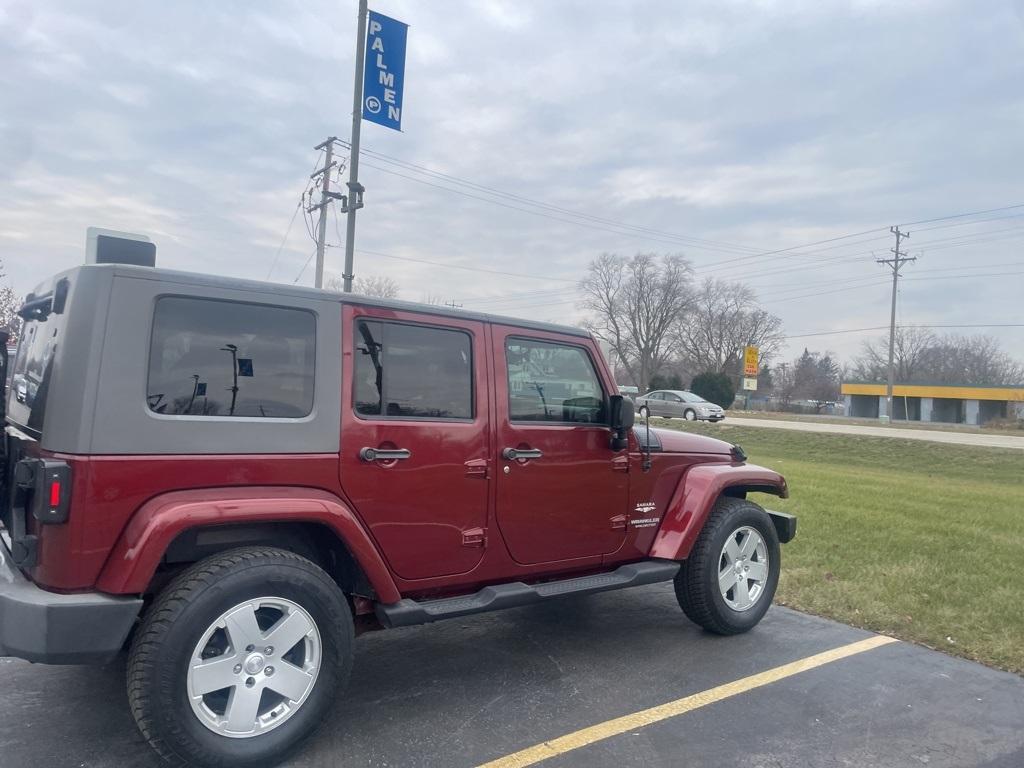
[326,273,400,299]
[773,362,797,406]
[920,334,1024,385]
[0,259,23,343]
[852,329,1023,385]
[579,252,693,393]
[0,285,23,343]
[850,326,936,383]
[676,278,784,375]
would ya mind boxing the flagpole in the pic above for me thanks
[342,0,368,293]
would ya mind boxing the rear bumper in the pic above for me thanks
[0,538,142,664]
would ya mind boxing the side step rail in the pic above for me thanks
[376,560,680,629]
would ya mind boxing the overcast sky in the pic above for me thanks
[1,0,1022,365]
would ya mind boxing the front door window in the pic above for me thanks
[495,332,627,564]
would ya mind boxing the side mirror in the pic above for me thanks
[609,394,635,450]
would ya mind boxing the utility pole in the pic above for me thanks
[309,136,339,289]
[341,0,369,293]
[877,226,915,421]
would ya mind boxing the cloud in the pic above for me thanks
[0,0,1021,366]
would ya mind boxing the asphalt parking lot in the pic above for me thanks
[2,585,1022,768]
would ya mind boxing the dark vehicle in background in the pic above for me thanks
[0,260,791,768]
[635,389,726,421]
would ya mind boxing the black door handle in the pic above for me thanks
[359,447,412,462]
[502,447,543,460]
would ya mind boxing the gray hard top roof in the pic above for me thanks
[53,263,591,339]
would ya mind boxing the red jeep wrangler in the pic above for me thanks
[0,262,794,767]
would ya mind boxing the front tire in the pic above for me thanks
[684,409,697,421]
[127,547,354,768]
[674,497,780,635]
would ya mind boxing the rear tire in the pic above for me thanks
[638,405,649,418]
[674,497,780,635]
[127,547,353,768]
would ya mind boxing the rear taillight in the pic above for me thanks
[14,458,72,524]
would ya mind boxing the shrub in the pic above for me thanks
[690,371,736,409]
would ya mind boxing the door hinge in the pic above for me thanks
[610,514,627,530]
[611,455,629,473]
[462,527,487,547]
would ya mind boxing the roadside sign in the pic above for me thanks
[743,346,759,376]
[362,11,408,131]
[237,359,254,377]
[743,377,758,391]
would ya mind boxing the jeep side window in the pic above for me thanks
[506,338,606,423]
[147,297,316,418]
[353,320,473,420]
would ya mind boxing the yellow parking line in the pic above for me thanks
[476,634,898,768]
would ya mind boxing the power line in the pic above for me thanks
[350,144,763,256]
[360,160,755,253]
[343,247,579,282]
[293,249,317,284]
[355,144,1024,276]
[713,224,1024,285]
[266,199,304,280]
[751,260,1024,294]
[783,323,1024,340]
[900,203,1024,227]
[266,151,324,280]
[343,144,1024,282]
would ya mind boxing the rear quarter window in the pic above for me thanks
[8,314,64,435]
[147,297,316,418]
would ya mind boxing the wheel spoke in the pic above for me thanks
[724,536,742,562]
[718,567,737,596]
[739,532,759,559]
[733,576,751,608]
[224,603,262,651]
[224,683,262,733]
[191,654,240,696]
[264,609,314,655]
[746,560,768,582]
[267,661,314,702]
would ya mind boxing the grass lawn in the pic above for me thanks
[656,419,1024,674]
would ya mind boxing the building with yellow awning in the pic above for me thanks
[841,382,1024,424]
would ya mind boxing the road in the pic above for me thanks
[719,416,1024,450]
[2,588,1022,767]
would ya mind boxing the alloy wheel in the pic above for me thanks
[187,597,321,738]
[717,527,769,612]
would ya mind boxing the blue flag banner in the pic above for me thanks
[362,10,407,131]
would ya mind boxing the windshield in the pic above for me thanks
[679,391,707,403]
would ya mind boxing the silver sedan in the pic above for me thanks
[634,389,726,422]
